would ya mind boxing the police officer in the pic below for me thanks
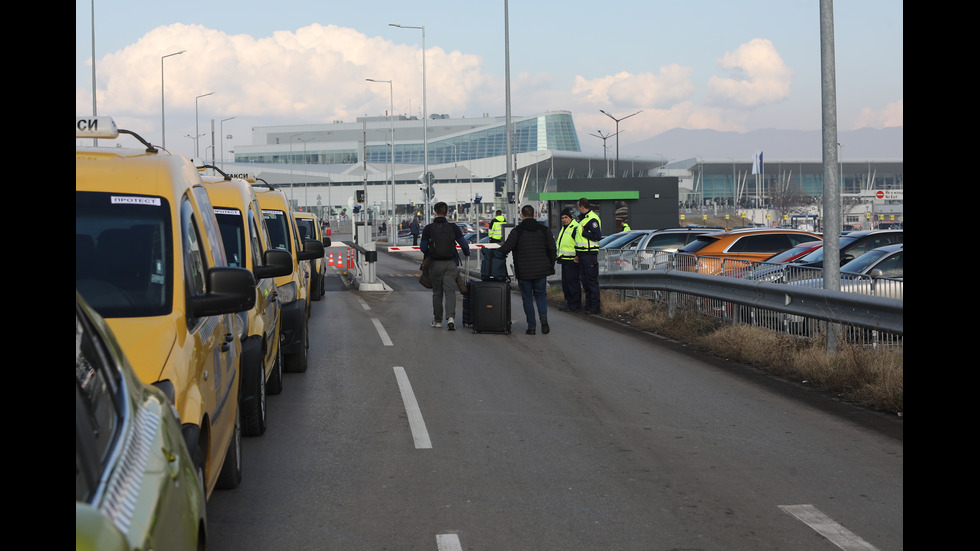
[556,208,582,312]
[622,221,631,231]
[575,198,602,314]
[488,210,506,243]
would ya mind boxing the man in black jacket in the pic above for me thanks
[496,205,557,335]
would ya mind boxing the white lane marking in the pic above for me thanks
[779,504,880,551]
[436,534,462,551]
[357,297,371,310]
[393,366,432,449]
[372,318,393,346]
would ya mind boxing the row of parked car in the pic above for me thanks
[76,116,329,550]
[598,226,903,299]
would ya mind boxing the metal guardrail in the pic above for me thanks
[598,269,903,336]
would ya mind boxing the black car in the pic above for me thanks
[794,230,902,268]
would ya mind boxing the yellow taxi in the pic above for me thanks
[200,171,294,436]
[76,292,207,551]
[253,181,325,373]
[76,116,255,497]
[292,210,329,301]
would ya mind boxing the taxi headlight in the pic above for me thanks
[235,310,249,339]
[278,281,298,304]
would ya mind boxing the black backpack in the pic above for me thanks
[429,221,456,260]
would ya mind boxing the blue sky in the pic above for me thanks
[76,0,902,159]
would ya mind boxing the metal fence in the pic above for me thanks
[596,249,903,347]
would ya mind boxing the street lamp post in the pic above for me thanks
[599,109,642,177]
[220,116,235,169]
[389,23,428,222]
[589,130,620,177]
[195,92,214,158]
[161,50,185,149]
[367,78,396,236]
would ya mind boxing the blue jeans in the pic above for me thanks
[517,277,548,330]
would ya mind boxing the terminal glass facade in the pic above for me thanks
[235,112,581,166]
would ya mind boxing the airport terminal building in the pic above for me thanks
[223,111,903,231]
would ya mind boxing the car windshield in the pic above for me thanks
[678,236,717,254]
[766,241,819,263]
[599,231,628,247]
[76,191,174,318]
[841,248,894,275]
[295,217,317,242]
[602,232,644,249]
[263,209,293,252]
[213,208,246,268]
[799,235,860,263]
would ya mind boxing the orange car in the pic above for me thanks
[675,227,822,275]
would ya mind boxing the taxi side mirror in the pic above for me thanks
[298,239,325,261]
[254,249,293,279]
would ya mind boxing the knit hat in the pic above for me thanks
[561,208,575,218]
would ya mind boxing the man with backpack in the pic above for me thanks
[420,202,471,331]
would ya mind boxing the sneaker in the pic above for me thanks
[431,320,442,328]
[447,317,455,331]
[525,328,536,335]
[540,316,550,334]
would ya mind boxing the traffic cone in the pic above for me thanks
[327,251,334,266]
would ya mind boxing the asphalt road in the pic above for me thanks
[206,246,903,551]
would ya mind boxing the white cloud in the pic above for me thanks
[77,24,872,157]
[853,100,903,129]
[571,65,695,109]
[77,23,495,136]
[705,38,793,108]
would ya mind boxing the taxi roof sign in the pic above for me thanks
[76,116,119,139]
[226,173,257,183]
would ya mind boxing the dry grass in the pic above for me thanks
[549,287,903,416]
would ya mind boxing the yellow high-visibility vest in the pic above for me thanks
[557,220,579,260]
[574,210,601,253]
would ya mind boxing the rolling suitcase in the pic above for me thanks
[469,280,511,334]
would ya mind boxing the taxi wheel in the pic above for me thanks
[285,320,309,373]
[215,415,243,490]
[311,272,323,301]
[286,343,308,373]
[241,359,267,437]
[267,343,284,395]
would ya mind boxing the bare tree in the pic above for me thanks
[768,171,810,224]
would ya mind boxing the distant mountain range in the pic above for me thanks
[616,127,903,162]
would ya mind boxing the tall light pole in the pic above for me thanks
[389,23,428,222]
[504,0,516,222]
[220,116,235,169]
[89,0,98,145]
[161,50,185,149]
[589,130,619,177]
[367,78,396,233]
[289,132,308,208]
[599,109,641,178]
[195,92,214,157]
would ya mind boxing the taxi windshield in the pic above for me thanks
[294,218,316,242]
[76,191,173,318]
[214,208,246,268]
[263,210,292,252]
